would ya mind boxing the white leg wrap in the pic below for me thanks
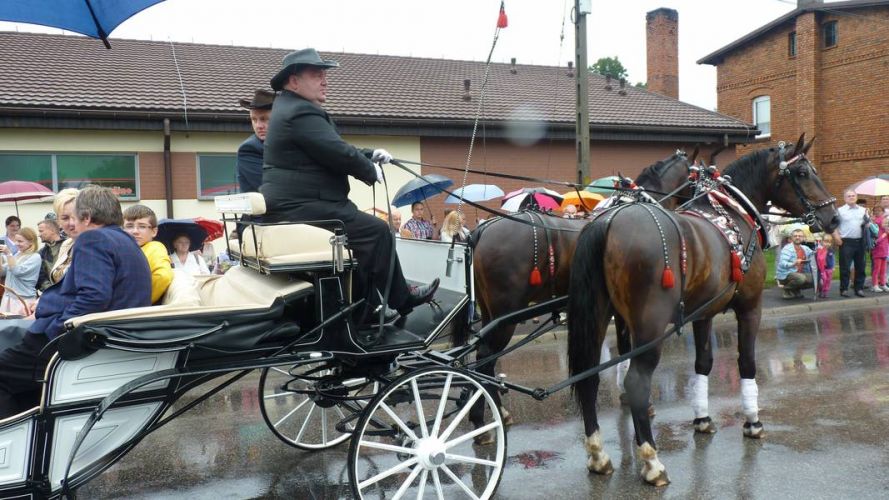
[691,374,709,419]
[740,378,759,423]
[617,359,630,392]
[638,443,668,485]
[584,430,612,474]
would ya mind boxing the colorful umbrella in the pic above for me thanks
[391,174,454,207]
[500,188,563,212]
[850,177,889,197]
[585,176,621,195]
[560,190,605,210]
[0,0,167,49]
[445,184,504,203]
[193,217,224,242]
[0,180,54,216]
[156,218,208,253]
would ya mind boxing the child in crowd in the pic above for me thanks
[123,205,174,304]
[872,217,889,293]
[815,233,835,299]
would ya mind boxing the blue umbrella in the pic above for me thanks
[391,174,453,208]
[445,184,504,203]
[156,218,208,253]
[0,0,167,49]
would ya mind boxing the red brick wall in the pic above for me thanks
[646,8,680,99]
[419,137,733,228]
[137,152,196,200]
[713,6,889,199]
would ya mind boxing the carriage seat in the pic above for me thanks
[217,192,354,273]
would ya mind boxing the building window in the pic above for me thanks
[197,154,239,199]
[822,21,838,48]
[0,153,138,198]
[788,31,797,57]
[753,96,771,138]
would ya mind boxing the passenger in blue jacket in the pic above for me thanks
[0,186,151,419]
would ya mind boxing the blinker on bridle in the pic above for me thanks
[775,141,836,227]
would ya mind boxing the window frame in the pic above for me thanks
[822,20,838,48]
[788,31,797,57]
[195,153,240,200]
[752,96,771,139]
[0,151,140,199]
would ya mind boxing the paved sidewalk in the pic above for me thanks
[732,279,889,323]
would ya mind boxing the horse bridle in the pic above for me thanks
[774,142,836,227]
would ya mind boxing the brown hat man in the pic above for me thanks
[236,89,276,192]
[238,89,276,110]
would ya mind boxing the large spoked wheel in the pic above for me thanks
[259,361,378,450]
[348,366,506,499]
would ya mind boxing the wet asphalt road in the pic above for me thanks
[80,303,889,499]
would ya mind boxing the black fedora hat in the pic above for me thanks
[238,89,276,110]
[270,48,339,91]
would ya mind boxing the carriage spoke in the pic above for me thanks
[443,452,498,467]
[357,440,416,455]
[271,366,291,376]
[392,463,422,500]
[358,457,420,491]
[411,379,429,437]
[439,388,483,442]
[320,408,328,444]
[380,401,419,441]
[273,397,309,427]
[432,469,444,499]
[441,463,480,500]
[430,374,453,438]
[293,403,315,443]
[416,469,428,499]
[445,421,500,449]
[264,391,295,400]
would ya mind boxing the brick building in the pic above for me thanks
[698,0,889,199]
[0,30,753,230]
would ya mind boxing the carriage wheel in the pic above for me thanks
[348,366,506,499]
[259,361,378,450]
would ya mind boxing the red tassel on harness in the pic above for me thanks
[529,267,542,286]
[497,1,509,28]
[662,266,675,289]
[731,252,744,282]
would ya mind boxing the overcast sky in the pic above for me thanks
[0,0,805,110]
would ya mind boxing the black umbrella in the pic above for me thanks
[156,218,208,253]
[391,174,454,208]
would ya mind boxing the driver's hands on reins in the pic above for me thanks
[374,164,384,183]
[372,148,392,164]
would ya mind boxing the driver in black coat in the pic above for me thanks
[260,48,438,323]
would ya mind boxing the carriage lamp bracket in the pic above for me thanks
[330,230,347,273]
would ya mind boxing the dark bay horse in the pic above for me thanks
[567,135,838,485]
[460,151,693,441]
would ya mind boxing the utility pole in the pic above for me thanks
[575,0,592,185]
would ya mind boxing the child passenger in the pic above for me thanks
[815,234,835,299]
[123,205,174,304]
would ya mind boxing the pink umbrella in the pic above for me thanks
[850,177,889,197]
[501,187,564,212]
[0,180,54,216]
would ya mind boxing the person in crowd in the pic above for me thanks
[0,186,151,418]
[2,215,21,256]
[48,189,79,285]
[123,205,173,304]
[36,218,65,291]
[440,210,470,243]
[170,234,210,275]
[237,89,276,194]
[403,202,436,240]
[260,48,438,323]
[776,228,815,299]
[834,189,869,297]
[872,216,889,293]
[563,204,578,218]
[815,233,836,299]
[0,228,41,315]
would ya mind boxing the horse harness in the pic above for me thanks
[775,142,837,228]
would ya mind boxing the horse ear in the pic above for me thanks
[801,135,816,155]
[689,145,700,164]
[792,133,806,156]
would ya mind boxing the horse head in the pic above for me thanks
[634,151,692,209]
[768,134,839,233]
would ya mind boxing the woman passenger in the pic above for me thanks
[170,234,210,275]
[48,188,80,284]
[0,227,42,315]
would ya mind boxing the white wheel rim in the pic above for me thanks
[353,368,505,499]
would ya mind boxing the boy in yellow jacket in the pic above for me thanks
[123,205,173,304]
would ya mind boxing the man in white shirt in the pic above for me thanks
[834,190,868,297]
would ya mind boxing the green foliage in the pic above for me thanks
[589,56,628,80]
[634,82,647,89]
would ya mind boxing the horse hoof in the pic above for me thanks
[500,409,514,427]
[643,469,670,487]
[693,416,717,434]
[743,421,764,439]
[474,431,495,446]
[587,456,614,475]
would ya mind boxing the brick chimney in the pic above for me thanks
[646,8,679,99]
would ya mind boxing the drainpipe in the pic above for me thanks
[163,118,174,218]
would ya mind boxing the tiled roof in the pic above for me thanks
[0,31,751,133]
[698,0,889,65]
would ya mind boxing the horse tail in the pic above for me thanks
[567,216,612,393]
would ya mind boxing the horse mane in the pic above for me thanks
[634,154,677,186]
[723,148,772,196]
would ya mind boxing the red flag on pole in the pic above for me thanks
[497,1,508,28]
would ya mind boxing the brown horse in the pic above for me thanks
[567,135,838,485]
[460,151,693,440]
